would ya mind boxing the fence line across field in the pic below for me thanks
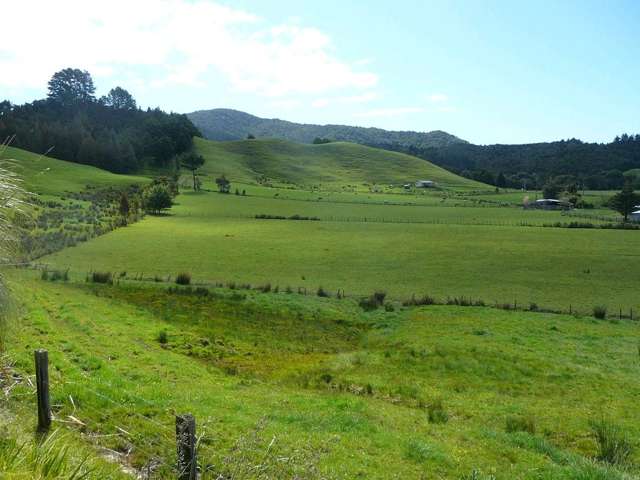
[22,261,639,320]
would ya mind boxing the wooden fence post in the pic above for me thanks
[176,414,197,480]
[34,349,51,432]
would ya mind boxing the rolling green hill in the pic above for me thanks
[0,146,147,197]
[194,137,487,190]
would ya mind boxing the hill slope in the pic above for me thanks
[1,146,147,196]
[194,137,486,190]
[188,108,466,148]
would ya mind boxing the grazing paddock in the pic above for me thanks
[42,187,640,314]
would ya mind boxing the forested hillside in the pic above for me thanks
[188,108,466,148]
[0,68,200,173]
[377,135,640,190]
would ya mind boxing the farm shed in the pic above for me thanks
[631,210,640,222]
[532,198,572,210]
[415,180,436,188]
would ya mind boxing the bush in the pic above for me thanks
[175,272,191,285]
[590,418,634,465]
[403,294,436,306]
[505,415,536,434]
[359,291,387,311]
[593,305,607,319]
[157,330,168,344]
[427,399,449,424]
[143,184,172,215]
[91,271,112,284]
[317,286,329,297]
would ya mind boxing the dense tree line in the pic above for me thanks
[0,68,200,173]
[369,136,640,190]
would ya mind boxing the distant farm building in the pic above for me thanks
[530,199,572,210]
[415,180,436,188]
[631,210,640,222]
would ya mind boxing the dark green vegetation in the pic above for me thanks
[188,108,466,147]
[188,108,640,191]
[384,135,640,190]
[0,68,199,173]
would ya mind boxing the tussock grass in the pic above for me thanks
[505,415,536,434]
[0,151,28,350]
[590,418,634,466]
[0,429,125,479]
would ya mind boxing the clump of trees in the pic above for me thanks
[312,137,332,144]
[0,68,200,173]
[609,180,640,222]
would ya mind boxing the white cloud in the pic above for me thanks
[353,107,424,119]
[0,0,378,97]
[427,93,448,103]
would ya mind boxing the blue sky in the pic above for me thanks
[2,0,639,144]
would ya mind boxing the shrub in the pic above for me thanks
[143,184,172,215]
[593,305,607,319]
[384,303,395,312]
[359,291,387,311]
[403,294,436,306]
[91,271,112,284]
[175,272,191,285]
[373,291,386,304]
[317,286,329,297]
[257,283,271,293]
[590,418,634,465]
[505,415,536,434]
[427,399,449,424]
[157,330,168,344]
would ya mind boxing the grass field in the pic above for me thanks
[42,185,640,314]
[1,146,147,197]
[3,143,640,478]
[3,272,639,479]
[194,137,488,190]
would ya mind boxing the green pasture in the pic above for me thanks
[194,137,488,190]
[43,188,639,313]
[0,146,147,196]
[4,273,639,478]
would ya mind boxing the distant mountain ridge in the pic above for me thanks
[187,108,467,149]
